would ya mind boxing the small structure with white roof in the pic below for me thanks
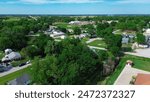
[2,49,21,62]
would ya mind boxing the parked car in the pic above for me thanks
[26,60,31,64]
[19,62,26,67]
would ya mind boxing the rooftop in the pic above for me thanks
[134,74,150,85]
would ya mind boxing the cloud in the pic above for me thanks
[117,0,150,4]
[18,0,104,4]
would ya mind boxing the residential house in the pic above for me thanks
[50,30,66,39]
[134,74,150,85]
[5,49,12,55]
[122,37,129,44]
[44,26,66,39]
[2,51,21,62]
[143,28,150,46]
[7,74,30,85]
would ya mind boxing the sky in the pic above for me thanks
[0,0,150,14]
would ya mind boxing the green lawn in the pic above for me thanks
[0,67,30,85]
[114,30,122,35]
[53,22,68,28]
[124,55,150,72]
[121,43,133,52]
[88,40,106,48]
[81,37,89,43]
[3,17,20,22]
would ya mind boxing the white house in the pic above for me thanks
[50,30,66,39]
[2,52,21,62]
[144,28,150,36]
[5,49,12,55]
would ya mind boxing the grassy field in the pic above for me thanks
[53,22,68,28]
[106,55,150,85]
[125,55,150,72]
[88,40,106,48]
[54,22,79,29]
[0,67,30,85]
[81,37,89,43]
[3,17,20,22]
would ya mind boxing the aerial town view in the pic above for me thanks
[0,0,150,85]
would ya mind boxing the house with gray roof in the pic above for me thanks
[2,51,21,62]
[7,74,30,85]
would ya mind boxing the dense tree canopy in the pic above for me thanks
[31,38,103,85]
[136,33,146,44]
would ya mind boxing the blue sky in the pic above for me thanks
[0,0,150,14]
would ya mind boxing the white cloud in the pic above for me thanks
[117,0,150,4]
[19,0,103,4]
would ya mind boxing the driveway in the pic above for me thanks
[88,46,107,51]
[0,64,31,77]
[86,38,102,44]
[125,48,150,58]
[114,65,150,85]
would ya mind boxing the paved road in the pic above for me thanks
[114,65,150,85]
[88,46,107,51]
[86,38,102,44]
[0,64,31,77]
[125,48,150,58]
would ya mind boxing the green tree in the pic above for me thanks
[31,38,103,85]
[73,27,81,35]
[136,33,146,44]
[31,56,58,84]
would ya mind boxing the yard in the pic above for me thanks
[0,67,30,85]
[125,55,150,72]
[53,22,68,28]
[121,43,133,52]
[81,37,89,43]
[88,40,107,48]
[106,55,150,85]
[113,29,122,35]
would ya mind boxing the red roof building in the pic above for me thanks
[134,74,150,85]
